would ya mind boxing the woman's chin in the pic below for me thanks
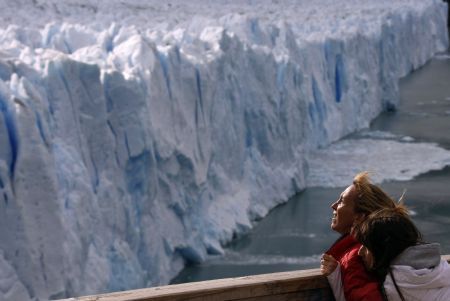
[331,222,338,231]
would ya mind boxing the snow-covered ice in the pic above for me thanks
[206,250,322,266]
[307,137,450,187]
[0,0,448,300]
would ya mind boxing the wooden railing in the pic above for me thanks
[59,255,450,301]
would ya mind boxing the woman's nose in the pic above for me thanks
[331,201,338,210]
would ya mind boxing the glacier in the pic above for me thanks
[0,0,448,300]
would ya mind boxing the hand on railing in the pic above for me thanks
[320,254,338,276]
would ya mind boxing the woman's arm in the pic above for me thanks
[327,264,346,301]
[341,249,383,301]
[321,254,346,301]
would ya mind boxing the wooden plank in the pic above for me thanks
[59,255,450,301]
[232,288,333,301]
[151,272,329,301]
[60,268,328,301]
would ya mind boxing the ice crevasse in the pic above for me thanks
[0,0,448,299]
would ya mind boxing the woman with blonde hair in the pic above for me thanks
[320,172,397,301]
[353,207,450,301]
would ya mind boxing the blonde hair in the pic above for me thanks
[352,172,397,215]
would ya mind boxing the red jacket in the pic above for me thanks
[326,234,383,301]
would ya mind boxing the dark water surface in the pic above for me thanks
[171,52,450,284]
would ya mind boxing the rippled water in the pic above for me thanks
[172,52,450,284]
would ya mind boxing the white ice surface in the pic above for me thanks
[207,251,322,266]
[307,137,450,187]
[0,0,448,300]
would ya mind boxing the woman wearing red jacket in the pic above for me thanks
[320,172,397,301]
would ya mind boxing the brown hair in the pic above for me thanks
[352,172,397,215]
[353,206,423,281]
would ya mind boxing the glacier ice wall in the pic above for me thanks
[0,0,448,299]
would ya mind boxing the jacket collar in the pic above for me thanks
[326,234,360,260]
[392,243,441,269]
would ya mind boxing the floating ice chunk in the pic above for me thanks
[306,138,450,187]
[354,130,416,142]
[208,250,322,266]
[434,53,450,60]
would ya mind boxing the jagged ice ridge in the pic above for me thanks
[0,0,448,300]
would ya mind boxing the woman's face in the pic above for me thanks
[330,185,360,234]
[358,245,374,269]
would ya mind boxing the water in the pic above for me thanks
[371,52,450,148]
[171,52,450,284]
